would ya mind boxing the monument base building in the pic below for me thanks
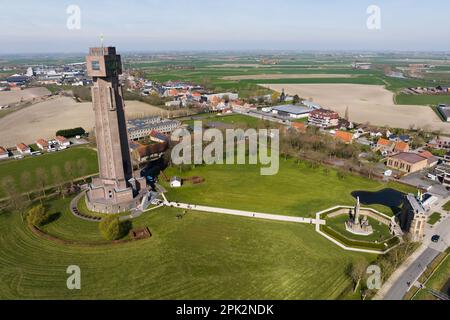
[86,176,148,214]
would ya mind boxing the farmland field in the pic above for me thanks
[0,197,374,299]
[264,84,450,133]
[0,87,50,106]
[0,97,166,146]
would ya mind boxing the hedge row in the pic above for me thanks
[56,127,86,138]
[321,225,400,251]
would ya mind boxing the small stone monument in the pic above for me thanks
[345,197,373,236]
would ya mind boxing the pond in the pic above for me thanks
[351,188,405,209]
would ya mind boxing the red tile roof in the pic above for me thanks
[56,136,68,143]
[377,138,393,147]
[390,152,427,164]
[419,151,434,159]
[291,122,306,132]
[0,146,7,154]
[36,138,48,147]
[335,130,353,144]
[394,141,409,153]
[16,143,29,151]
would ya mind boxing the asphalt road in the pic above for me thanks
[384,213,450,300]
[384,247,440,300]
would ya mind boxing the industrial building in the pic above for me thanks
[271,104,313,119]
[437,104,450,122]
[127,117,181,140]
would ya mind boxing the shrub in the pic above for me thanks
[99,216,121,240]
[99,216,132,241]
[56,127,86,138]
[27,204,49,227]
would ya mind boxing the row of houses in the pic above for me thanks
[376,138,410,156]
[0,136,71,160]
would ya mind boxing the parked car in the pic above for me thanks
[431,235,440,243]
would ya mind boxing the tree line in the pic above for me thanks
[0,158,90,215]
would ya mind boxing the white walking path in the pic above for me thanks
[165,201,326,225]
[163,201,393,254]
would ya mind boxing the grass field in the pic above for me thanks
[164,159,415,218]
[395,94,450,106]
[0,197,374,299]
[0,147,98,198]
[414,254,450,300]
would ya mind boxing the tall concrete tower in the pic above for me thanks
[85,47,147,213]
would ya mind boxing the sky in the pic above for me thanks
[0,0,449,54]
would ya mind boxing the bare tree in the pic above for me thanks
[20,171,32,201]
[348,260,368,292]
[35,168,49,200]
[76,158,88,182]
[51,166,64,198]
[1,176,28,221]
[64,161,75,187]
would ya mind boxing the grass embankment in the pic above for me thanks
[320,225,399,252]
[0,199,374,299]
[410,250,450,300]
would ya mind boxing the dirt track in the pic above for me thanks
[0,97,166,147]
[263,84,450,133]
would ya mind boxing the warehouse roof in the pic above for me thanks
[272,104,312,115]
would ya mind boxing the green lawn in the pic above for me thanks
[443,201,450,211]
[427,212,442,225]
[209,114,268,128]
[165,159,415,218]
[326,214,392,243]
[395,93,450,106]
[0,147,98,198]
[41,197,104,242]
[0,199,374,299]
[184,114,268,129]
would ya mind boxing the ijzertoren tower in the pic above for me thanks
[85,47,147,213]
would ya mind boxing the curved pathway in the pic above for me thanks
[69,191,102,222]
